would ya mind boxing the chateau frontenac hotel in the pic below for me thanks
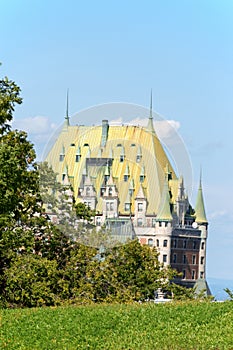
[45,101,210,294]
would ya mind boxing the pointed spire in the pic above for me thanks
[156,179,172,221]
[147,89,156,135]
[84,174,92,186]
[104,161,110,177]
[65,89,70,127]
[195,171,208,224]
[135,184,146,199]
[106,173,115,186]
[124,163,130,176]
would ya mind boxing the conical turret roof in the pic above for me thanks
[195,177,208,224]
[156,179,172,221]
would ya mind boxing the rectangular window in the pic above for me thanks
[110,202,114,211]
[200,271,204,279]
[201,256,204,265]
[182,270,186,279]
[173,254,177,263]
[152,219,156,227]
[183,254,186,264]
[193,241,196,249]
[96,217,101,226]
[201,242,205,250]
[120,155,124,162]
[106,202,110,211]
[192,255,196,265]
[163,239,168,247]
[173,239,177,248]
[75,155,81,162]
[138,203,143,212]
[156,239,159,247]
[183,240,186,249]
[163,254,167,263]
[125,203,130,211]
[192,270,195,280]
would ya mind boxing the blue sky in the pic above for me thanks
[2,0,233,285]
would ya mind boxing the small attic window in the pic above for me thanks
[70,143,75,146]
[83,143,89,147]
[131,143,136,147]
[117,143,122,147]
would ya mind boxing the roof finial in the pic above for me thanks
[150,88,153,120]
[65,89,70,126]
[199,165,202,188]
[147,89,156,135]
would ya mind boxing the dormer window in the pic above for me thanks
[124,174,129,182]
[109,187,113,196]
[59,154,65,162]
[140,175,145,183]
[120,155,124,162]
[76,154,81,162]
[136,155,141,163]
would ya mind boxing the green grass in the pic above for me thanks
[0,302,233,349]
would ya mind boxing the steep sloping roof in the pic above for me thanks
[156,179,173,221]
[46,121,178,215]
[195,179,208,224]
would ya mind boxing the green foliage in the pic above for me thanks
[1,302,233,349]
[0,76,22,134]
[0,130,39,223]
[75,202,96,222]
[4,254,59,307]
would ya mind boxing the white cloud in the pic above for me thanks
[109,117,180,140]
[13,116,57,136]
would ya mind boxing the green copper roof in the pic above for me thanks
[195,179,208,224]
[156,179,172,221]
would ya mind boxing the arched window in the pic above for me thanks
[148,238,153,247]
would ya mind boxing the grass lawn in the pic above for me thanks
[0,301,233,349]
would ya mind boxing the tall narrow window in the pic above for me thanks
[183,254,187,264]
[86,187,90,196]
[163,239,168,247]
[173,254,177,263]
[173,239,177,248]
[163,255,167,263]
[192,255,196,265]
[182,270,186,279]
[183,240,187,249]
[201,242,205,250]
[201,256,204,265]
[192,270,195,280]
[156,239,159,247]
[108,187,113,196]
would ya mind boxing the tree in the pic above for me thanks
[75,202,96,223]
[0,75,39,226]
[0,76,22,134]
